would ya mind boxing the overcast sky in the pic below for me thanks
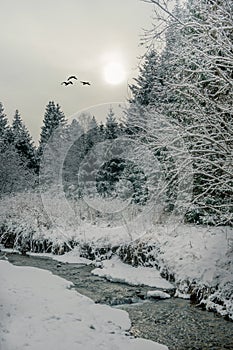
[0,0,154,142]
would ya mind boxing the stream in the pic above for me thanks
[1,252,233,350]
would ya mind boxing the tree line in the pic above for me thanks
[126,0,233,226]
[0,101,148,205]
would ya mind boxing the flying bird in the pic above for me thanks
[80,81,91,86]
[67,75,78,81]
[61,81,73,86]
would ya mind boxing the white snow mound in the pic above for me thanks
[92,256,174,289]
[147,290,171,299]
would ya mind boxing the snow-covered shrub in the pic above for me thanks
[118,240,160,267]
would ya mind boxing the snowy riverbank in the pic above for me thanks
[0,193,232,320]
[20,223,232,320]
[0,260,168,350]
[1,224,233,320]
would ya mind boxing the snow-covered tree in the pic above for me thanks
[11,110,37,170]
[96,157,125,197]
[105,108,119,139]
[0,102,8,137]
[0,145,36,196]
[129,49,160,107]
[37,101,66,160]
[98,121,105,140]
[159,0,233,224]
[86,116,99,150]
[63,119,86,196]
[128,0,233,224]
[0,102,12,149]
[126,49,162,135]
[0,104,36,195]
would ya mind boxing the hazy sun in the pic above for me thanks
[104,62,126,85]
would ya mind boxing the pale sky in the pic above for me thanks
[0,0,154,142]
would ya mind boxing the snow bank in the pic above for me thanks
[147,290,171,299]
[29,248,93,265]
[174,290,190,300]
[92,256,174,290]
[0,260,168,350]
[152,225,232,285]
[146,225,233,319]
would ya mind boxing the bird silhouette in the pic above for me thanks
[67,75,78,81]
[80,81,91,86]
[61,81,73,86]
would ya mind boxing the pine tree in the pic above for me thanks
[37,101,66,159]
[0,104,37,194]
[121,161,149,204]
[129,49,160,107]
[63,119,86,194]
[105,108,119,139]
[11,110,37,170]
[0,102,8,135]
[98,121,105,141]
[0,144,36,195]
[126,49,164,135]
[86,116,99,150]
[0,102,11,150]
[96,158,125,197]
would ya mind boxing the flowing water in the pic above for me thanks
[1,252,233,350]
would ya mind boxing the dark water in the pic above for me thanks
[1,252,233,350]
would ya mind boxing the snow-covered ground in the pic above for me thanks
[0,260,168,350]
